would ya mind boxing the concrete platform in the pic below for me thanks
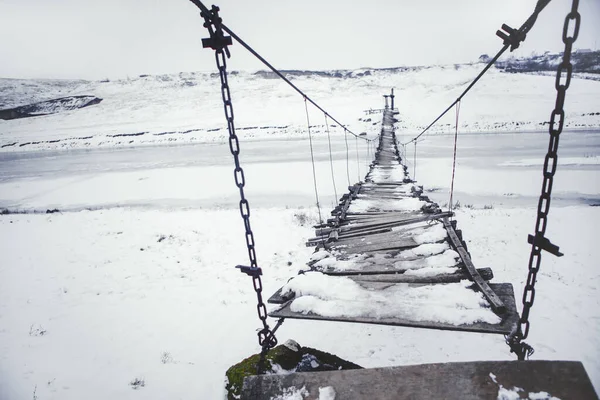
[242,360,598,400]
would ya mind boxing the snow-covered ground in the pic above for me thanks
[1,61,600,398]
[0,126,599,399]
[1,64,600,153]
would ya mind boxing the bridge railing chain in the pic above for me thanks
[505,0,580,361]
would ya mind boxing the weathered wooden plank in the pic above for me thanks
[442,217,505,314]
[363,181,410,186]
[342,213,418,223]
[357,189,413,194]
[337,217,426,235]
[334,233,417,249]
[242,361,599,400]
[311,227,394,247]
[338,212,451,234]
[341,211,421,221]
[309,213,443,245]
[339,184,361,220]
[334,224,433,247]
[345,211,398,216]
[315,260,447,275]
[350,267,493,283]
[355,193,413,199]
[329,236,418,253]
[357,191,410,196]
[276,264,483,286]
[270,283,518,335]
[333,216,450,241]
[359,185,410,190]
[267,286,295,304]
[357,194,417,201]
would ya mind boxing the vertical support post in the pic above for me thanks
[383,95,389,109]
[390,88,395,110]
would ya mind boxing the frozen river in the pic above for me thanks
[0,130,599,211]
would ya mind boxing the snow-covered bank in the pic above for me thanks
[1,64,599,152]
[1,205,598,400]
[0,207,316,399]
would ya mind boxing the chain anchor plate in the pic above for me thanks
[199,4,278,356]
[506,0,580,360]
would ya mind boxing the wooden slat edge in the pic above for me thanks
[442,217,506,314]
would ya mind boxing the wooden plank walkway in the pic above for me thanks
[268,106,519,334]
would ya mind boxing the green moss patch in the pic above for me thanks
[225,339,362,399]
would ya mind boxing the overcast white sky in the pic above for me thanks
[0,0,598,79]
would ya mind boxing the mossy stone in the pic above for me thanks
[225,340,362,400]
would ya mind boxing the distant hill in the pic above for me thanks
[1,61,599,152]
[491,50,600,74]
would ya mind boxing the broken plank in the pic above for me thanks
[338,212,451,234]
[340,211,421,222]
[442,217,506,314]
[334,224,434,247]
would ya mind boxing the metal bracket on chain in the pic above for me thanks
[527,233,563,257]
[236,265,263,277]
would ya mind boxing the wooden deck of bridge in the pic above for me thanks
[268,106,518,334]
[242,106,598,400]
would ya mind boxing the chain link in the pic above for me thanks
[507,0,580,360]
[201,6,277,352]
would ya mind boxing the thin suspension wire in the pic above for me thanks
[344,129,351,186]
[398,0,551,146]
[355,135,361,181]
[304,98,323,225]
[188,0,369,142]
[449,101,461,216]
[324,114,338,201]
[413,141,417,180]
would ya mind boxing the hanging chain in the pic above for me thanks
[199,5,278,353]
[506,0,579,360]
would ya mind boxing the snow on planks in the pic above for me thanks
[268,106,519,335]
[242,361,599,400]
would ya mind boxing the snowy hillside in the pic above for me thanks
[1,63,599,152]
[494,49,600,74]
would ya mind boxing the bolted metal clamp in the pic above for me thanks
[496,24,526,51]
[200,5,232,56]
[506,329,535,360]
